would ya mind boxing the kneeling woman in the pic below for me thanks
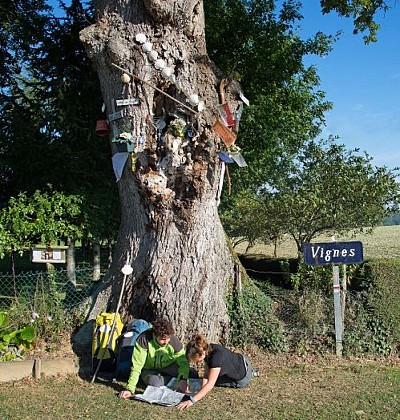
[177,334,255,411]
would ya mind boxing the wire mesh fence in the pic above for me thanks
[0,266,395,357]
[0,267,98,311]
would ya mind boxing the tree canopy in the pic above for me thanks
[224,138,399,254]
[0,0,119,248]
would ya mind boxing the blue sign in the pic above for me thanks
[303,241,363,266]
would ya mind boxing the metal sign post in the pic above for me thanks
[303,240,364,358]
[332,265,343,357]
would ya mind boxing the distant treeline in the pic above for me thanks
[384,213,400,225]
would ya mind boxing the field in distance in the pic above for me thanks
[234,225,400,260]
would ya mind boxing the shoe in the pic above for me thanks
[252,369,260,377]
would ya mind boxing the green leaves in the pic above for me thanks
[321,0,390,44]
[265,138,399,253]
[0,187,85,257]
[222,137,400,255]
[0,311,36,360]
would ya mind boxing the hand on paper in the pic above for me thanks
[118,390,133,399]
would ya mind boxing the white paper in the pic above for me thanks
[239,91,250,106]
[134,386,184,406]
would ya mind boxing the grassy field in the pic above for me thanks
[235,225,400,260]
[0,355,399,419]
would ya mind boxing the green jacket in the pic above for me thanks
[126,330,189,393]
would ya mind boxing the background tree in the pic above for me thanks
[204,0,335,196]
[221,190,286,255]
[0,188,84,281]
[0,1,120,269]
[259,138,399,254]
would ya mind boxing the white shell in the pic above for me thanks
[154,59,166,70]
[188,94,199,106]
[135,33,147,44]
[161,67,173,78]
[169,74,176,84]
[121,264,133,275]
[197,101,205,112]
[142,42,152,52]
[121,73,131,84]
[148,50,158,62]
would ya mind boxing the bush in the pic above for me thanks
[0,310,36,361]
[226,278,287,352]
[363,260,400,341]
[343,296,394,357]
[241,255,400,357]
[343,260,400,356]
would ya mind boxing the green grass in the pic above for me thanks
[0,358,399,419]
[235,225,400,260]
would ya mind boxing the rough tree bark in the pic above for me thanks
[79,0,243,342]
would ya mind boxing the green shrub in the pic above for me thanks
[1,270,84,356]
[244,256,400,357]
[363,260,400,342]
[226,278,287,352]
[343,260,400,356]
[0,310,36,361]
[343,293,394,357]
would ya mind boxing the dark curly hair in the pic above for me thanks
[152,317,175,337]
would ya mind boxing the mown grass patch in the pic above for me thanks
[0,357,399,419]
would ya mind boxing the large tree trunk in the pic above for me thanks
[79,0,240,342]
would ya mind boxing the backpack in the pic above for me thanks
[115,319,152,379]
[92,312,124,373]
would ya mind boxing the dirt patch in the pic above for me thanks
[25,335,78,361]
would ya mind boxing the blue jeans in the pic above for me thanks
[215,355,253,388]
[141,363,198,387]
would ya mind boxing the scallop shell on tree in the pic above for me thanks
[135,33,147,44]
[142,42,152,52]
[154,59,166,70]
[188,94,199,106]
[161,67,173,79]
[121,73,131,84]
[148,50,158,62]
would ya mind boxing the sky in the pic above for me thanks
[299,3,400,170]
